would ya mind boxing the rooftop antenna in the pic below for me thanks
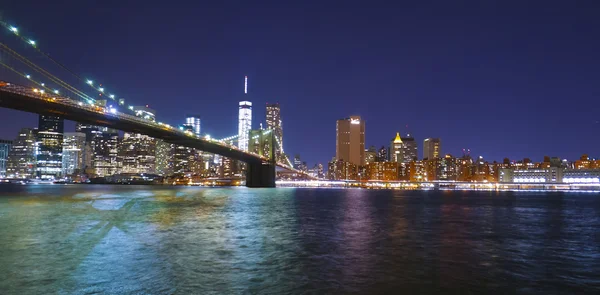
[244,76,248,94]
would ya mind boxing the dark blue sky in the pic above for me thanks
[1,0,599,165]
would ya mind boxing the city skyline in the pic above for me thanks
[0,1,599,166]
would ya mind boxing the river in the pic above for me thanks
[0,185,599,294]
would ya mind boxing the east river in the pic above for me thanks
[0,185,599,294]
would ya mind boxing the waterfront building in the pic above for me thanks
[119,133,156,174]
[36,115,64,180]
[0,139,11,177]
[365,162,398,181]
[328,159,359,180]
[6,128,36,178]
[423,138,441,160]
[499,168,563,183]
[336,116,365,166]
[61,132,86,176]
[155,139,173,175]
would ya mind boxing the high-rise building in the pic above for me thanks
[377,146,387,162]
[266,103,283,159]
[119,133,156,174]
[365,146,377,164]
[6,128,36,178]
[155,139,173,175]
[390,133,403,162]
[399,133,418,163]
[62,132,86,176]
[0,139,12,178]
[238,101,252,151]
[36,115,64,179]
[78,123,120,177]
[185,115,201,136]
[119,106,157,174]
[423,138,441,160]
[336,116,365,166]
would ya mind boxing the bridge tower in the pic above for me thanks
[246,130,276,187]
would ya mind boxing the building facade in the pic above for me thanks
[185,115,201,136]
[423,138,441,160]
[238,101,252,151]
[389,133,403,162]
[336,116,365,166]
[36,115,64,180]
[266,103,283,161]
[62,132,86,176]
[6,128,36,178]
[0,139,12,178]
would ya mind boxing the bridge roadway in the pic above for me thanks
[0,81,280,187]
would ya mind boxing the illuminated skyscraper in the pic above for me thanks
[36,115,64,180]
[238,101,252,151]
[185,115,201,136]
[62,132,86,176]
[238,76,252,151]
[390,133,403,162]
[423,138,441,160]
[401,134,418,162]
[0,139,12,178]
[6,128,36,178]
[336,116,365,166]
[266,103,283,158]
[120,106,157,174]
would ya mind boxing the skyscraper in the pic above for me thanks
[401,134,418,163]
[390,133,403,162]
[336,116,365,166]
[238,76,252,151]
[185,115,201,136]
[0,139,12,178]
[423,138,441,160]
[6,128,36,178]
[120,106,157,174]
[36,115,64,179]
[266,103,283,159]
[62,132,86,176]
[238,101,252,151]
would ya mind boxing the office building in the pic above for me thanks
[119,133,156,174]
[400,133,418,163]
[36,115,64,180]
[0,139,12,177]
[390,133,403,162]
[266,103,283,160]
[365,146,377,164]
[377,146,387,162]
[336,116,365,166]
[120,106,157,174]
[365,162,398,181]
[6,128,36,178]
[62,132,86,176]
[238,101,252,151]
[155,139,173,175]
[185,115,201,136]
[423,138,441,160]
[77,123,120,177]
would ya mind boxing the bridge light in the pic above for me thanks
[86,80,93,85]
[40,90,45,94]
[99,87,104,92]
[9,26,18,33]
[109,94,115,99]
[41,83,45,87]
[109,108,116,114]
[53,89,59,94]
[26,74,31,79]
[29,40,36,46]
[128,106,134,110]
[33,89,38,93]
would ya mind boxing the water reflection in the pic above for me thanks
[0,186,599,294]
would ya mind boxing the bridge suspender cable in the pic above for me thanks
[0,43,95,103]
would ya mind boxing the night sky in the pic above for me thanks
[1,0,599,166]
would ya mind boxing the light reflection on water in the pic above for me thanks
[0,185,599,294]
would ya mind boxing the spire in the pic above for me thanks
[244,76,248,94]
[393,132,403,143]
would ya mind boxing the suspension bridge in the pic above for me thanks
[0,20,313,187]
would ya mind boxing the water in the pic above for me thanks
[0,185,599,294]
